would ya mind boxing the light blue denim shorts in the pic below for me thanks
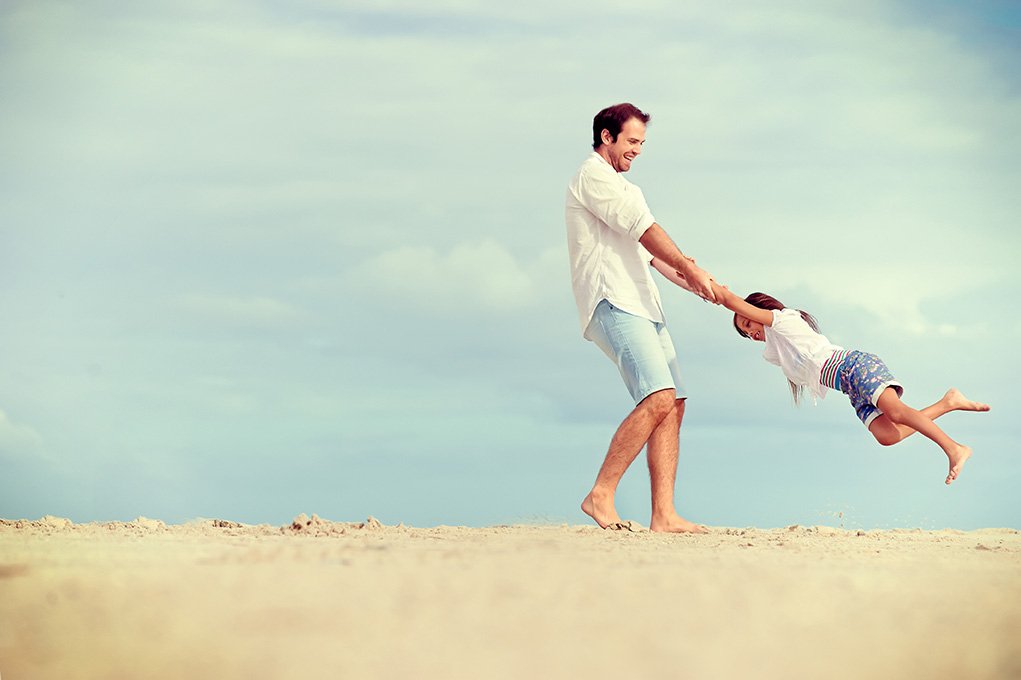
[587,299,686,404]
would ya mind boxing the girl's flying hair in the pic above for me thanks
[733,292,820,405]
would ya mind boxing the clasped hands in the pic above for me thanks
[676,256,721,305]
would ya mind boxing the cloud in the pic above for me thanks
[175,293,307,328]
[346,240,563,314]
[0,409,43,460]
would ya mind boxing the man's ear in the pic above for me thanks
[600,128,613,146]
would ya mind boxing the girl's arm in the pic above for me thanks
[711,281,774,326]
[650,256,697,294]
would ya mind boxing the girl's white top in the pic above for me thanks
[762,309,844,402]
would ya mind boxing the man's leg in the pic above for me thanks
[647,398,707,533]
[581,388,676,529]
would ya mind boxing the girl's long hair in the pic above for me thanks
[734,292,820,405]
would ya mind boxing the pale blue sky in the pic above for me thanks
[2,0,1019,529]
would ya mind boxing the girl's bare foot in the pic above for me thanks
[650,513,709,534]
[944,388,990,413]
[946,445,972,485]
[581,490,625,529]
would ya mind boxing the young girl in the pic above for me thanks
[712,283,990,485]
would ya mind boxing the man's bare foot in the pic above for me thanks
[581,490,625,529]
[650,513,709,534]
[946,445,972,485]
[944,388,990,413]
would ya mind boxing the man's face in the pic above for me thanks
[601,117,646,173]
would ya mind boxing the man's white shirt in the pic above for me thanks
[565,152,665,338]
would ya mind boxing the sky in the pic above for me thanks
[2,0,1019,530]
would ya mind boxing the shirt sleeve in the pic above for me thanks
[761,310,782,365]
[770,309,794,330]
[575,166,656,240]
[771,308,809,335]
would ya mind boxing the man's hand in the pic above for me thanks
[640,226,718,303]
[679,261,717,303]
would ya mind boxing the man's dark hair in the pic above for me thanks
[592,103,650,150]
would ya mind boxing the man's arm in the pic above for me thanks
[640,223,717,302]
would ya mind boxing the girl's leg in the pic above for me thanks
[869,388,990,446]
[873,387,973,485]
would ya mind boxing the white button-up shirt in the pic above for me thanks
[565,152,665,339]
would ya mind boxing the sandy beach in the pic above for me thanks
[1,514,1019,680]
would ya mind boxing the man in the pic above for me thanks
[565,102,717,533]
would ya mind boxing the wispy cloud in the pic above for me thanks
[175,293,307,328]
[0,409,43,461]
[347,241,561,313]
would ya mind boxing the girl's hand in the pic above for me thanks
[710,281,732,305]
[683,264,717,303]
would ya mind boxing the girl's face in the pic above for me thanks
[736,314,766,342]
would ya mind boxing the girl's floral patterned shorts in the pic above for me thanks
[836,350,904,427]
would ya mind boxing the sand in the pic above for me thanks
[1,514,1019,680]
